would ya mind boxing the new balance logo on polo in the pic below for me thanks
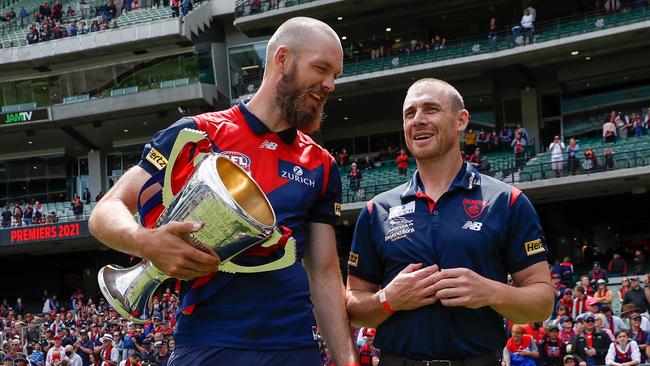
[462,221,483,231]
[260,140,278,150]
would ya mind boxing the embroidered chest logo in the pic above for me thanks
[222,151,251,172]
[260,140,278,150]
[384,216,415,242]
[462,199,487,219]
[278,161,316,188]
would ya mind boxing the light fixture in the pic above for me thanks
[385,27,391,32]
[341,36,347,40]
[586,83,591,87]
[344,117,349,120]
[123,129,129,133]
[570,50,579,56]
[585,56,591,60]
[28,140,33,144]
[337,16,343,21]
[337,98,343,101]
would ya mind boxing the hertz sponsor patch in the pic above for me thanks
[334,203,341,217]
[146,147,168,170]
[524,239,545,256]
[348,252,359,267]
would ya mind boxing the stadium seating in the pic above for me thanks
[340,7,650,78]
[1,1,175,48]
[518,135,650,182]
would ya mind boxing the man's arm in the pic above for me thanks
[304,222,358,366]
[433,261,554,323]
[88,165,219,280]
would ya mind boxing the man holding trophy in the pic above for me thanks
[89,17,359,366]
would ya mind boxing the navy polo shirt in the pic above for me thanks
[348,163,547,360]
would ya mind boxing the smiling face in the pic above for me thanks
[402,80,468,162]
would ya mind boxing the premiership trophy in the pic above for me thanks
[98,129,296,323]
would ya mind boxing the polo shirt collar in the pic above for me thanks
[400,162,481,200]
[238,101,297,145]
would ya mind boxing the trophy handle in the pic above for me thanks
[162,128,212,208]
[219,232,297,274]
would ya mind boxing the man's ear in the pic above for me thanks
[274,45,289,72]
[457,110,469,133]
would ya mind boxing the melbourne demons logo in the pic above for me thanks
[222,151,251,172]
[463,199,487,219]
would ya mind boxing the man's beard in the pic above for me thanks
[275,62,328,134]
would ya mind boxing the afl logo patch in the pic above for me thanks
[222,151,251,172]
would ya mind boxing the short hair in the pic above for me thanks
[614,330,629,338]
[407,78,465,112]
[511,324,525,334]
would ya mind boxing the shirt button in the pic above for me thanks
[433,210,439,215]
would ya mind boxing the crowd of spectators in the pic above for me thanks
[1,288,177,366]
[0,0,197,48]
[1,201,58,228]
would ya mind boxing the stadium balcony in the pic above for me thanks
[0,0,216,72]
[332,8,650,94]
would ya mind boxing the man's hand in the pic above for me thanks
[383,263,439,311]
[432,267,496,308]
[139,221,220,280]
[585,347,596,357]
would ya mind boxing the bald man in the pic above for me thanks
[345,78,553,365]
[89,17,358,365]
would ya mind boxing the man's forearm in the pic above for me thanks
[88,194,143,258]
[490,281,554,323]
[311,268,359,365]
[346,289,391,328]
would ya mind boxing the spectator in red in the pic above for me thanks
[338,148,349,166]
[558,317,576,345]
[627,311,647,363]
[469,148,482,169]
[358,328,380,366]
[608,253,628,277]
[572,287,588,320]
[523,321,546,346]
[588,262,608,286]
[362,156,373,170]
[488,18,497,50]
[502,324,539,366]
[593,279,613,307]
[559,289,574,312]
[553,305,570,328]
[511,131,527,170]
[396,149,409,176]
[618,278,630,302]
[348,163,363,200]
[542,324,564,366]
[580,275,595,296]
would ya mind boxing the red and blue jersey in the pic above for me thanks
[348,163,547,359]
[138,102,342,349]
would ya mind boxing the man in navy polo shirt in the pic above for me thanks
[346,78,554,365]
[89,17,358,366]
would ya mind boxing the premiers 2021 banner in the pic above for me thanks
[1,221,90,245]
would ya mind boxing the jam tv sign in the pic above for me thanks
[1,108,50,125]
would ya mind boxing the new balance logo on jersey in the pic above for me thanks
[462,221,483,231]
[260,140,278,150]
